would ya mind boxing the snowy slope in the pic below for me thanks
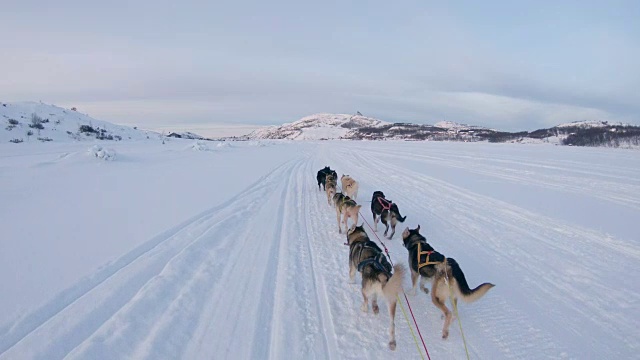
[248,113,390,140]
[0,102,155,143]
[1,141,639,359]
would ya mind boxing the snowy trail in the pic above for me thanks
[1,141,638,359]
[1,157,307,359]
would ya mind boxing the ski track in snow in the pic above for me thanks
[1,142,639,359]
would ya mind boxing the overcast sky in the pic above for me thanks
[1,0,638,131]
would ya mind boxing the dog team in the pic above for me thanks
[316,165,495,351]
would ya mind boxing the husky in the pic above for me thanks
[325,174,337,206]
[401,225,495,339]
[333,192,361,233]
[346,224,406,350]
[371,191,406,239]
[316,166,338,191]
[341,174,359,200]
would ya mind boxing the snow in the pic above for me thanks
[1,140,639,359]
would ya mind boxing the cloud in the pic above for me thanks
[1,1,638,130]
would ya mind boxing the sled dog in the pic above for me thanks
[325,174,337,206]
[341,174,359,200]
[371,191,406,239]
[347,224,405,350]
[333,192,361,233]
[316,166,337,191]
[402,225,495,339]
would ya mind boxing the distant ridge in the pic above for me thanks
[242,113,640,148]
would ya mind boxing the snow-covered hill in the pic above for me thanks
[1,102,155,143]
[244,113,498,141]
[247,113,390,140]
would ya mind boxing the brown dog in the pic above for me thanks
[333,192,361,233]
[325,174,337,206]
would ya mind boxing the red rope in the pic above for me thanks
[359,212,432,360]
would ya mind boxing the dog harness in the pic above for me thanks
[353,242,392,278]
[357,253,392,279]
[417,242,445,270]
[376,196,392,211]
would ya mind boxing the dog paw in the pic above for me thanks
[421,287,429,294]
[388,340,397,351]
[442,329,449,339]
[372,304,379,314]
[360,304,368,312]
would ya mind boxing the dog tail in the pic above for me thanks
[392,204,406,222]
[449,258,494,303]
[383,264,405,302]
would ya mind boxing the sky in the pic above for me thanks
[1,0,639,132]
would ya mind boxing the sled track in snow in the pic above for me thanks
[2,141,638,359]
[1,157,311,359]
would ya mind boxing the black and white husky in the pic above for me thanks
[402,225,495,339]
[371,191,406,239]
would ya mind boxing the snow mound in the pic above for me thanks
[187,141,234,151]
[189,141,212,151]
[88,145,116,160]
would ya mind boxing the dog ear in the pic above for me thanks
[402,227,410,238]
[416,224,421,232]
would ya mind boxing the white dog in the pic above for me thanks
[341,174,359,200]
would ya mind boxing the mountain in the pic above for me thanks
[1,101,156,143]
[243,114,495,141]
[243,114,640,148]
[246,113,389,140]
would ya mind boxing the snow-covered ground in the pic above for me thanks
[1,140,638,359]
